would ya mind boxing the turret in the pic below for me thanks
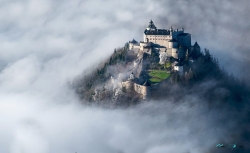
[129,39,139,50]
[146,20,157,30]
[170,26,173,35]
[129,39,138,44]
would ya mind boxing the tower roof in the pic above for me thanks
[148,20,157,29]
[129,39,138,44]
[143,80,151,86]
[194,41,200,47]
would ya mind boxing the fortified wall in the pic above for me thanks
[121,73,151,99]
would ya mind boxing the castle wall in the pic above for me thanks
[134,83,150,99]
[121,81,150,99]
[177,34,191,47]
[139,42,146,50]
[129,43,140,50]
[166,48,172,57]
[171,31,184,39]
[171,48,178,59]
[144,34,171,48]
[168,41,178,48]
[165,47,185,59]
[121,81,134,91]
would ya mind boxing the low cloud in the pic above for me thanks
[0,0,249,153]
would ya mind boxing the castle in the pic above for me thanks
[129,20,193,59]
[121,20,200,99]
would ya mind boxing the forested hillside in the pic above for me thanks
[72,43,249,108]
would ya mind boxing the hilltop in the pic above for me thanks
[72,20,249,108]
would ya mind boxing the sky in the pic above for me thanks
[0,0,249,153]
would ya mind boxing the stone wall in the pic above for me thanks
[144,34,171,48]
[134,83,150,99]
[129,43,140,50]
[121,81,150,99]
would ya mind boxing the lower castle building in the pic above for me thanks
[121,73,151,99]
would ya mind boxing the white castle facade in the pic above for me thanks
[129,20,192,59]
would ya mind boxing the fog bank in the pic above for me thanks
[0,0,249,153]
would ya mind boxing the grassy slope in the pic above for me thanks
[148,70,171,83]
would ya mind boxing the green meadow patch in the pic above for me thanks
[148,70,171,83]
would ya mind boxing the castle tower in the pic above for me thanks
[129,39,139,50]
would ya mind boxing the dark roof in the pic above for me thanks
[148,20,157,29]
[144,29,170,35]
[168,38,177,42]
[178,33,189,36]
[143,80,151,86]
[194,41,200,47]
[129,39,138,44]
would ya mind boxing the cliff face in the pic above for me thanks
[72,43,250,108]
